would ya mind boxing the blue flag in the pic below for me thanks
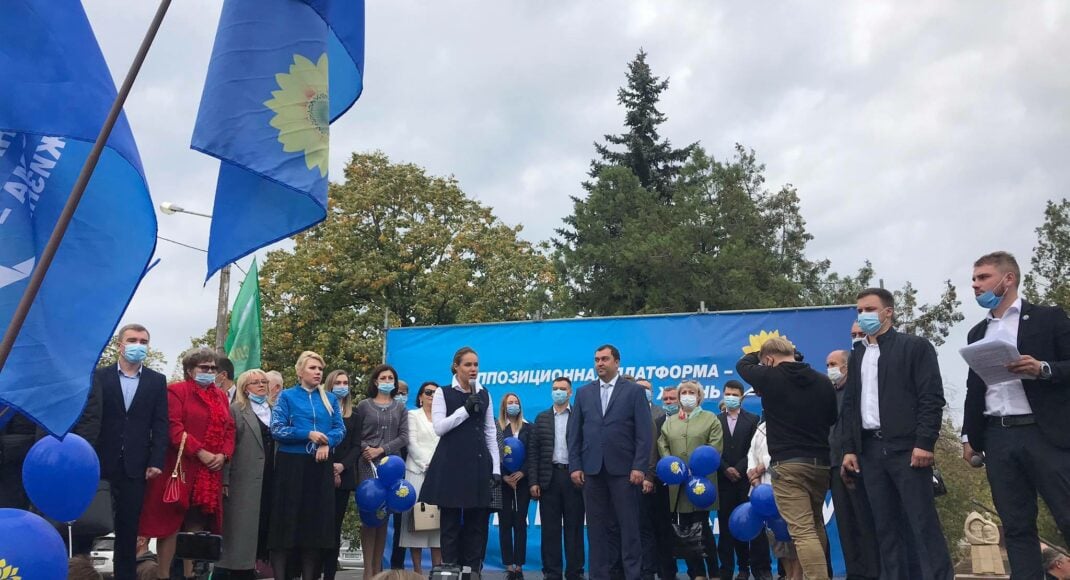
[193,0,365,278]
[0,1,156,435]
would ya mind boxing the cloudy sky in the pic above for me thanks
[83,0,1068,416]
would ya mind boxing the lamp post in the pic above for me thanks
[159,202,230,354]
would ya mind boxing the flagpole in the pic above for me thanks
[0,0,173,374]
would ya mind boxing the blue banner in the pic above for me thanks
[192,0,365,279]
[0,1,156,436]
[386,306,856,574]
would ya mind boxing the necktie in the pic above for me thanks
[601,384,610,414]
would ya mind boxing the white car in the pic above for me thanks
[338,539,364,569]
[91,534,157,578]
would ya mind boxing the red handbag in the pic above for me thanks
[163,432,189,507]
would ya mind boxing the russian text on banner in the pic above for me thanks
[0,1,157,435]
[192,0,365,280]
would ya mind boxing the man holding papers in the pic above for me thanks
[961,251,1070,579]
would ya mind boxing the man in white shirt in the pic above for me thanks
[961,251,1070,578]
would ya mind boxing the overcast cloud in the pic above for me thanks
[81,1,1070,417]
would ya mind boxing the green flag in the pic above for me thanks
[225,259,261,375]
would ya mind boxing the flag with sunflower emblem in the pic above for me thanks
[192,0,365,278]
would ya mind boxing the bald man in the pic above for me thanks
[828,348,880,580]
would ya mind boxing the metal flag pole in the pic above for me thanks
[0,0,172,373]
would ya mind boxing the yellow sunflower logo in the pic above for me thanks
[503,445,513,456]
[379,456,389,466]
[691,481,706,495]
[0,559,21,580]
[741,330,795,355]
[396,486,410,498]
[670,462,683,474]
[265,53,330,178]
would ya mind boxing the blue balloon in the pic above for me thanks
[750,483,779,519]
[656,456,690,485]
[688,445,721,477]
[386,480,418,513]
[355,478,388,512]
[684,476,717,509]
[767,516,791,541]
[376,455,406,485]
[0,508,69,579]
[729,502,764,542]
[359,507,387,528]
[502,437,526,472]
[22,434,99,522]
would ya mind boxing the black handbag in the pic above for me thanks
[669,483,707,560]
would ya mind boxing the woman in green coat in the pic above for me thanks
[657,380,724,580]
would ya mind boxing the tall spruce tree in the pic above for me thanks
[1023,198,1070,310]
[588,49,695,201]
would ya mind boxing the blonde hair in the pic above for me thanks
[324,369,354,418]
[234,369,269,409]
[295,350,334,416]
[677,380,704,403]
[759,337,795,359]
[497,392,525,433]
[370,571,425,580]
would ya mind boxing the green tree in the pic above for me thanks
[97,334,168,373]
[1023,198,1070,311]
[893,280,965,347]
[257,152,561,385]
[588,50,695,201]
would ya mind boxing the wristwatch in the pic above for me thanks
[1039,361,1052,380]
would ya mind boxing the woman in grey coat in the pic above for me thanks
[215,369,276,578]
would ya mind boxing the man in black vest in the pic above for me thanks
[961,251,1070,578]
[528,377,585,580]
[94,323,169,580]
[717,380,770,580]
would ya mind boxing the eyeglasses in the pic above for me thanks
[247,379,269,386]
[196,365,218,372]
[422,389,436,397]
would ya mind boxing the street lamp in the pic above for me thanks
[159,201,231,354]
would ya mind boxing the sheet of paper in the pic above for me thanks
[959,337,1031,385]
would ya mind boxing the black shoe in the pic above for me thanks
[735,573,751,580]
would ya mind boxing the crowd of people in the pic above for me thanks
[1,250,1067,580]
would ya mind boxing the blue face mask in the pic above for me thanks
[394,394,408,405]
[551,389,569,405]
[506,403,521,417]
[378,382,395,395]
[645,389,653,403]
[723,395,741,409]
[123,343,147,363]
[857,312,883,336]
[332,386,349,399]
[976,275,1009,310]
[663,403,679,415]
[194,373,215,386]
[249,394,267,404]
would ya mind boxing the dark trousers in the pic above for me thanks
[717,476,771,579]
[539,467,585,580]
[390,512,406,569]
[860,437,952,580]
[111,475,148,580]
[829,466,880,580]
[984,423,1070,579]
[585,471,643,580]
[642,482,679,579]
[500,480,532,566]
[674,511,717,579]
[440,507,490,570]
[322,488,351,579]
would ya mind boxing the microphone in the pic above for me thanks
[969,453,985,468]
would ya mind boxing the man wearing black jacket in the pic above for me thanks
[717,380,770,580]
[528,377,585,580]
[961,251,1070,578]
[840,289,953,580]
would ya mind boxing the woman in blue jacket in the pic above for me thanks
[267,351,346,580]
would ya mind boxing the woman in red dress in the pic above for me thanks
[140,347,236,578]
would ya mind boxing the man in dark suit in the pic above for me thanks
[840,288,952,580]
[961,251,1070,578]
[94,323,169,580]
[529,377,585,580]
[716,380,770,580]
[567,345,652,580]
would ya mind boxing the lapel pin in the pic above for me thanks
[1022,314,1030,321]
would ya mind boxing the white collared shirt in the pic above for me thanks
[600,374,619,413]
[251,400,271,425]
[430,377,501,475]
[983,297,1033,417]
[552,405,571,465]
[860,339,881,430]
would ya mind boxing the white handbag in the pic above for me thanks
[411,501,440,531]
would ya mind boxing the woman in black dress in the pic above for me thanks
[497,393,532,580]
[322,369,361,580]
[419,347,501,576]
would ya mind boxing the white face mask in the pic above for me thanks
[827,367,843,383]
[679,394,698,410]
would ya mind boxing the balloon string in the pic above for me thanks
[370,461,379,479]
[68,523,73,558]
